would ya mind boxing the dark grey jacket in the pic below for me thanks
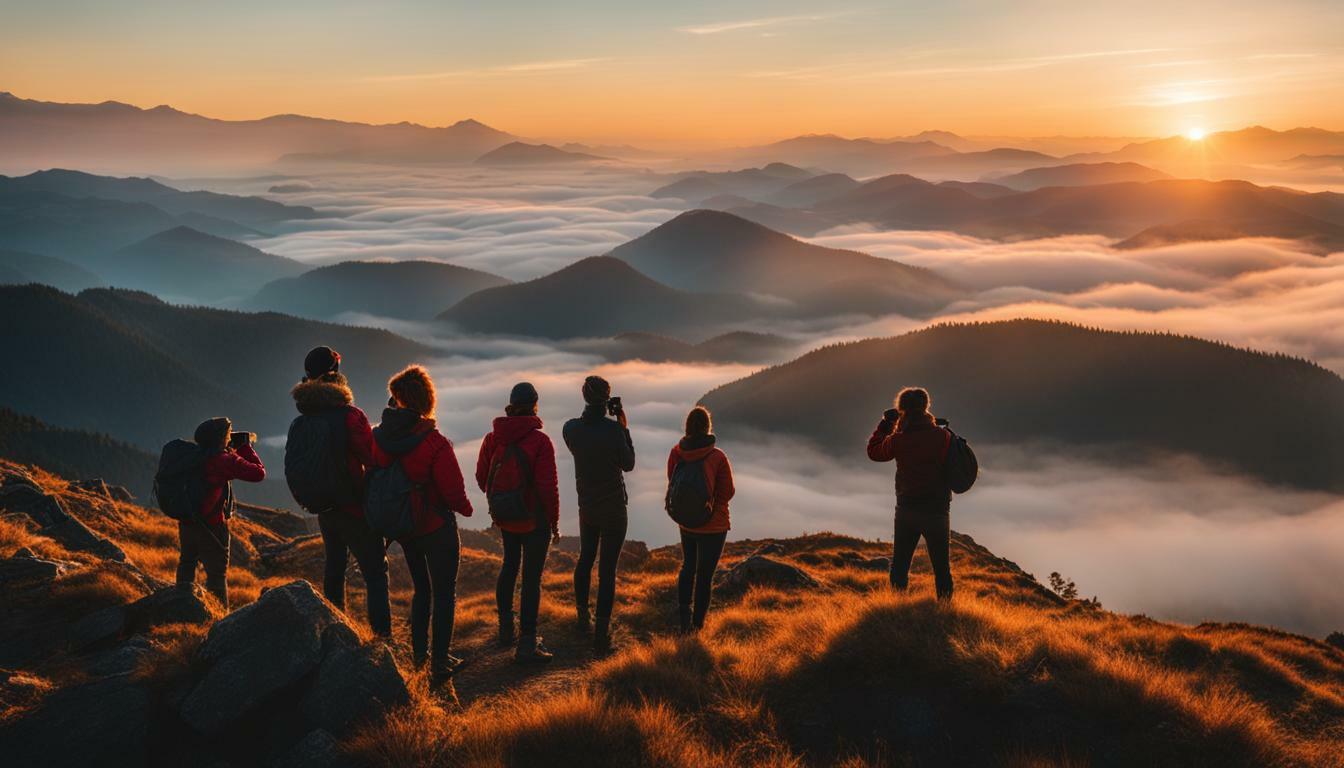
[562,404,635,520]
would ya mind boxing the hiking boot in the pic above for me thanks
[515,635,554,665]
[431,653,466,684]
[593,616,614,657]
[497,611,516,648]
[576,605,592,634]
[677,606,692,635]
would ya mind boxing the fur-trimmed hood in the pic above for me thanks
[291,374,354,415]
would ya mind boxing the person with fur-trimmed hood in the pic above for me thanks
[288,345,392,637]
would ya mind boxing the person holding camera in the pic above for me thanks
[561,375,636,655]
[287,346,392,638]
[178,417,266,609]
[866,387,954,600]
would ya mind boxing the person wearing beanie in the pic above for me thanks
[285,345,392,637]
[562,374,635,656]
[476,381,561,664]
[369,365,475,684]
[178,416,266,609]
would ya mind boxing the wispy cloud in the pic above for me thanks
[676,12,842,35]
[854,47,1176,79]
[360,58,610,83]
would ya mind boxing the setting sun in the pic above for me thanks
[1186,127,1207,140]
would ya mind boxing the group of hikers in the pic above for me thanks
[164,345,968,684]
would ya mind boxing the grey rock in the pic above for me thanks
[84,635,158,678]
[180,580,344,734]
[0,483,126,562]
[0,554,63,591]
[750,542,787,558]
[0,674,151,768]
[272,729,354,768]
[0,466,38,489]
[67,604,129,652]
[236,502,314,538]
[715,554,821,592]
[300,625,409,733]
[125,583,214,633]
[70,478,135,503]
[857,556,892,572]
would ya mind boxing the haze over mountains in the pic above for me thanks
[242,260,512,321]
[703,320,1344,492]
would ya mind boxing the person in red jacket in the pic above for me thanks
[369,365,474,683]
[476,382,560,664]
[290,346,391,637]
[867,387,953,599]
[666,405,734,633]
[178,417,265,609]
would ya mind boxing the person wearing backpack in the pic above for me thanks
[369,365,474,682]
[287,346,392,638]
[475,382,560,664]
[176,417,265,609]
[561,375,635,656]
[866,387,954,600]
[666,405,734,634]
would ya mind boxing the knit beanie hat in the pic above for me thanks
[582,375,611,405]
[194,417,231,449]
[304,346,341,380]
[509,381,539,406]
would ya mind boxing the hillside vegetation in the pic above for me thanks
[2,456,1342,766]
[0,409,156,498]
[702,319,1344,492]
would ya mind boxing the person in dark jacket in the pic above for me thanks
[667,406,734,633]
[476,382,560,664]
[178,417,265,609]
[562,375,635,655]
[370,365,475,683]
[867,387,953,599]
[291,346,392,637]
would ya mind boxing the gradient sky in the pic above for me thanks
[3,0,1342,144]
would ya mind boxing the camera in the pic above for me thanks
[606,396,623,417]
[229,431,255,449]
[935,418,949,427]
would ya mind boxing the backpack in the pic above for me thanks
[942,428,979,494]
[486,442,538,528]
[154,439,208,521]
[362,459,419,540]
[665,456,714,529]
[284,409,355,514]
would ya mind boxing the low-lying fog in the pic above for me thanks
[238,166,1344,636]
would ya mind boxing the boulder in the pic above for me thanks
[126,583,214,632]
[0,674,151,768]
[179,580,344,734]
[236,502,314,538]
[84,635,158,678]
[299,625,409,733]
[715,554,821,593]
[750,542,787,558]
[0,466,38,489]
[0,553,64,592]
[272,729,352,768]
[0,483,126,562]
[67,604,129,652]
[857,556,892,572]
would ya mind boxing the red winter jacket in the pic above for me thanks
[369,409,473,541]
[201,444,266,525]
[867,412,952,507]
[475,415,560,535]
[666,435,735,534]
[291,376,373,518]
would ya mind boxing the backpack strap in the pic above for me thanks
[941,428,953,463]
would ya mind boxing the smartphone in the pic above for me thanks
[229,431,254,448]
[606,396,623,416]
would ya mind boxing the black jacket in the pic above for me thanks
[562,404,635,518]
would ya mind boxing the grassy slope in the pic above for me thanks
[3,456,1343,767]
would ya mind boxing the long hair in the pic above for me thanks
[895,387,931,415]
[389,365,436,418]
[684,405,712,437]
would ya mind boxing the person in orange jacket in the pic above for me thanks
[666,405,734,633]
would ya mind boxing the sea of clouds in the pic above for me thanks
[236,165,1344,636]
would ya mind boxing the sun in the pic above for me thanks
[1185,127,1206,141]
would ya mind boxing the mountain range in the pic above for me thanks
[0,407,156,498]
[702,319,1344,492]
[107,226,305,302]
[241,260,512,321]
[570,331,802,364]
[475,142,611,166]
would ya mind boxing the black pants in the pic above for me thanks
[574,514,628,620]
[497,525,551,637]
[318,513,392,636]
[891,505,953,599]
[177,520,230,608]
[403,521,460,665]
[678,530,727,628]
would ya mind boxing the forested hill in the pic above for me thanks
[0,408,156,497]
[702,319,1344,491]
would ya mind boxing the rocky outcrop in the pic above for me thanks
[0,551,66,594]
[69,478,135,503]
[236,502,314,538]
[178,580,408,738]
[715,554,822,593]
[0,673,152,768]
[0,471,126,561]
[68,583,213,653]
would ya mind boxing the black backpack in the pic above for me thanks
[486,442,539,527]
[154,439,208,521]
[665,456,713,528]
[363,460,418,540]
[284,409,355,514]
[943,428,979,494]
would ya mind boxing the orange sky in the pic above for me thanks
[3,2,1342,145]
